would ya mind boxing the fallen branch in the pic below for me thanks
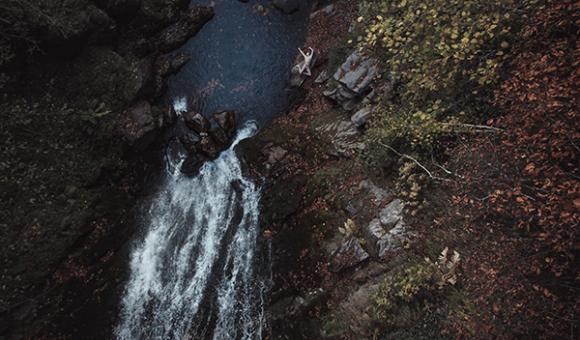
[443,123,504,133]
[431,152,465,179]
[378,142,450,182]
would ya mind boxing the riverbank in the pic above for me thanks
[245,0,579,339]
[0,1,213,338]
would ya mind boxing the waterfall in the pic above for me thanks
[116,122,268,340]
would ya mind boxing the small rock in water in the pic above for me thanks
[182,111,210,133]
[197,133,219,159]
[209,124,229,147]
[272,0,300,14]
[212,111,236,137]
[180,153,206,176]
[179,132,201,154]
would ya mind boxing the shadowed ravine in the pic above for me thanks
[116,122,268,340]
[116,1,310,338]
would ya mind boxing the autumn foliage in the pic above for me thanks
[445,1,579,337]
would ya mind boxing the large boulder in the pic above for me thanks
[36,2,115,47]
[334,51,379,94]
[363,199,409,258]
[332,280,381,337]
[151,6,214,52]
[324,51,380,110]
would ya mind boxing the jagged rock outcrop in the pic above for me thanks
[323,51,380,110]
[363,199,410,258]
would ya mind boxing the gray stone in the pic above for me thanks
[310,4,335,19]
[363,199,409,258]
[314,70,330,84]
[359,179,390,204]
[379,198,404,228]
[324,51,380,110]
[333,51,379,94]
[350,107,372,128]
[316,120,365,157]
[330,236,370,271]
[376,223,406,257]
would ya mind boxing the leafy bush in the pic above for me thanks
[396,161,429,214]
[372,248,461,322]
[356,0,539,152]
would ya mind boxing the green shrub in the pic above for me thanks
[372,248,461,322]
[355,0,539,153]
[396,161,429,214]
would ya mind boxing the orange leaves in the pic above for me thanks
[438,1,579,337]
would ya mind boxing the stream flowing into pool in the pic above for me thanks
[116,1,309,339]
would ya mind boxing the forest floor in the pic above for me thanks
[248,0,579,339]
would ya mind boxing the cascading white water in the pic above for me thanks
[116,121,267,340]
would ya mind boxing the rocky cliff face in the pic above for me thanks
[0,1,213,338]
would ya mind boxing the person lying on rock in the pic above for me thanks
[295,47,314,76]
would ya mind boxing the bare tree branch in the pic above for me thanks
[378,142,451,182]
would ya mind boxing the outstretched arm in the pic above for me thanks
[298,48,307,58]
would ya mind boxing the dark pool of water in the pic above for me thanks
[167,0,311,126]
